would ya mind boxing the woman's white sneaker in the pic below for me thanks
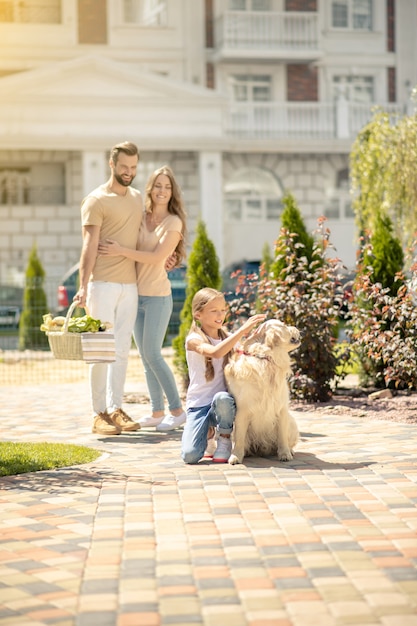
[139,415,164,428]
[156,411,186,432]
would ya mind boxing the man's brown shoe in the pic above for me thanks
[110,408,141,432]
[92,412,121,435]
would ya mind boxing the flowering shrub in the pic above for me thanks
[228,221,349,402]
[346,269,417,389]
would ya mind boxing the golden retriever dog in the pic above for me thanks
[224,319,301,465]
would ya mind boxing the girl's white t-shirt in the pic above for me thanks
[185,332,227,409]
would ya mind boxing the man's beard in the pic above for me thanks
[114,172,134,187]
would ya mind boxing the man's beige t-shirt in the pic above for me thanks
[136,213,182,296]
[81,184,143,284]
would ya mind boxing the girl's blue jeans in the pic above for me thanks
[181,391,236,464]
[133,294,182,413]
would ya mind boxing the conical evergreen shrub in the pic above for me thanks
[270,192,315,279]
[361,213,404,295]
[18,244,49,350]
[173,219,222,388]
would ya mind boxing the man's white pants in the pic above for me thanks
[87,281,138,415]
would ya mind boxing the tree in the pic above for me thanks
[362,213,404,295]
[19,244,49,350]
[350,107,417,252]
[172,219,222,387]
[270,192,315,278]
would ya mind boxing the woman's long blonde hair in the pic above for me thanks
[145,165,187,266]
[189,288,230,382]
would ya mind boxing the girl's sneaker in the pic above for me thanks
[204,437,217,459]
[212,436,232,463]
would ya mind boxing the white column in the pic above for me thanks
[198,151,224,267]
[81,151,107,198]
[336,95,350,139]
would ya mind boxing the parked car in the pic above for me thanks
[56,263,80,314]
[0,284,24,328]
[56,263,187,336]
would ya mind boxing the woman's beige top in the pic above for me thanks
[136,212,182,297]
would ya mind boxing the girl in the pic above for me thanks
[181,288,265,464]
[98,165,187,431]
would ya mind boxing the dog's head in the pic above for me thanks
[243,319,301,357]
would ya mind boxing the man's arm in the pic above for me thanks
[73,224,100,307]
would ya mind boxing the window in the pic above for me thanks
[0,0,61,23]
[123,0,167,26]
[0,169,30,204]
[229,75,271,102]
[0,165,65,205]
[324,168,354,220]
[225,167,283,222]
[229,0,271,9]
[333,75,374,103]
[331,0,372,30]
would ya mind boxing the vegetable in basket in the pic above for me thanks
[40,313,112,333]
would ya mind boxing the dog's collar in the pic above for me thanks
[235,347,272,362]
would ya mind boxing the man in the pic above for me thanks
[74,141,142,435]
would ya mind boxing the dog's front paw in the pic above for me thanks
[278,449,293,462]
[228,453,242,465]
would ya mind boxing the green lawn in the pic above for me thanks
[0,442,101,476]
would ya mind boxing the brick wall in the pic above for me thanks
[285,0,317,11]
[388,67,396,102]
[206,63,215,89]
[287,64,318,101]
[387,0,395,52]
[205,0,214,48]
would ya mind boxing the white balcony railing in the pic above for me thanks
[224,101,406,141]
[215,11,319,52]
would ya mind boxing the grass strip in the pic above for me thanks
[0,442,101,476]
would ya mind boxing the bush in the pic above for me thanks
[270,192,315,279]
[263,221,345,401]
[173,219,222,387]
[346,251,417,389]
[229,217,348,402]
[19,244,49,350]
[361,213,404,296]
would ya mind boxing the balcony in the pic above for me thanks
[224,101,405,142]
[214,11,321,62]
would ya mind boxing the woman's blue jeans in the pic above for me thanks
[133,294,182,413]
[181,391,236,464]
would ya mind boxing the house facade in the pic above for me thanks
[0,0,416,295]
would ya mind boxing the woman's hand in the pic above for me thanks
[98,239,123,257]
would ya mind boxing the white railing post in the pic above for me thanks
[336,95,350,139]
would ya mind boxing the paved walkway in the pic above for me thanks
[0,380,416,626]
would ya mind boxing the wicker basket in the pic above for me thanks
[47,302,89,361]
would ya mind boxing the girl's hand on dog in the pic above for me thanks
[240,314,267,336]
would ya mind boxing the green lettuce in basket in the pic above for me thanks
[67,315,102,333]
[40,312,112,333]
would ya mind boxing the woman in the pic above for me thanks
[98,165,187,431]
